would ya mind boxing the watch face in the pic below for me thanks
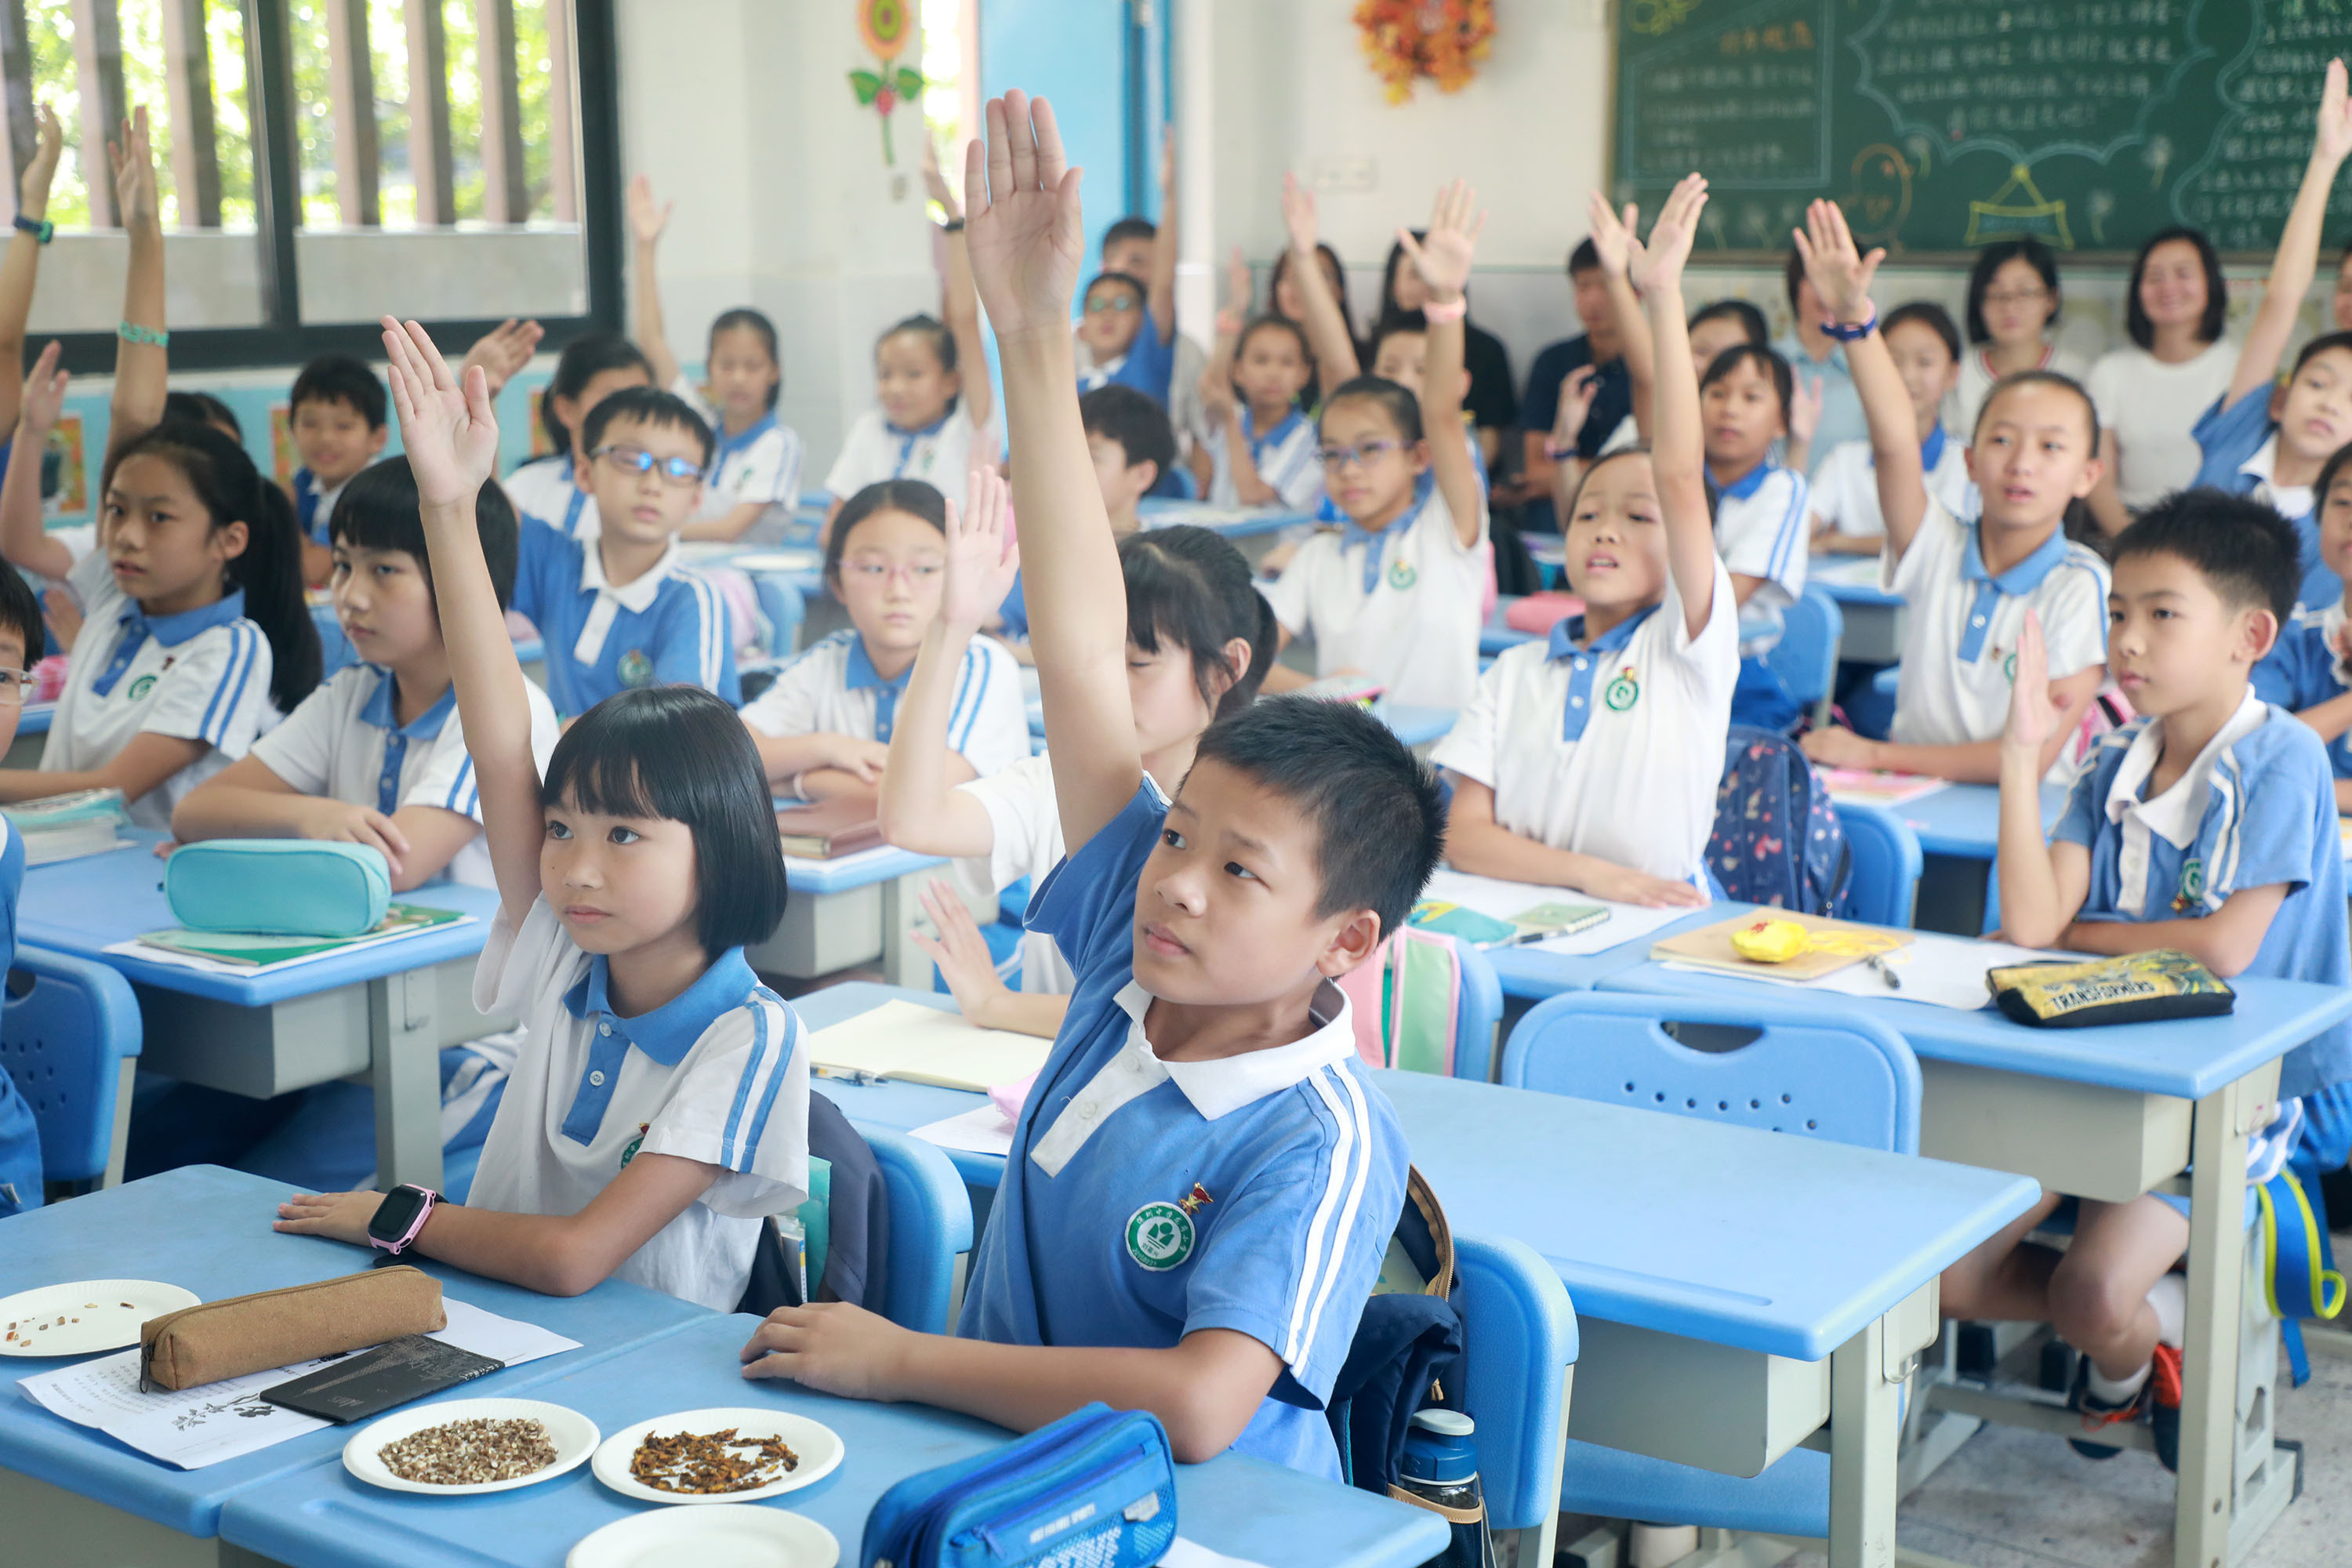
[369,1186,429,1243]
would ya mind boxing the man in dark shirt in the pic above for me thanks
[1516,238,1632,533]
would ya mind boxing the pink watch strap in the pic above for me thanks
[371,1188,437,1254]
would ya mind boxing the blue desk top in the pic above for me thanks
[1137,497,1312,539]
[782,843,942,895]
[1481,597,1538,656]
[218,1313,1449,1568]
[1483,903,1726,1000]
[1807,555,1904,606]
[1896,782,2065,860]
[20,831,503,1005]
[0,1167,706,1538]
[1376,1072,2038,1359]
[1381,702,1457,749]
[20,699,53,735]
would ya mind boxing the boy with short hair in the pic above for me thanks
[1948,490,2351,1469]
[994,385,1178,647]
[743,91,1424,1480]
[289,354,391,582]
[510,385,737,720]
[0,558,45,1216]
[1075,136,1180,409]
[1092,206,1208,454]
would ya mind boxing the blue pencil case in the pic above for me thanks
[164,840,390,937]
[861,1403,1178,1568]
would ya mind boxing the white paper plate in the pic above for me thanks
[728,550,822,574]
[0,1279,199,1356]
[591,1406,844,1505]
[343,1398,599,1496]
[568,1504,839,1568]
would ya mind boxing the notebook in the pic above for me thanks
[804,1000,1052,1092]
[136,903,466,968]
[775,799,885,858]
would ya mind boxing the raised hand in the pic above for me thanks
[380,317,499,511]
[909,877,1017,1029]
[109,105,158,230]
[1158,124,1177,198]
[1396,179,1485,303]
[1628,172,1708,297]
[1584,191,1637,281]
[20,103,60,219]
[1552,364,1599,450]
[626,174,671,245]
[2002,609,2064,755]
[963,91,1087,342]
[1789,373,1824,445]
[1281,171,1320,256]
[2316,59,2352,167]
[458,318,544,398]
[941,466,1020,631]
[20,342,67,437]
[1791,197,1882,325]
[921,136,962,220]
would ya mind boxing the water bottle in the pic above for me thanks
[1396,1409,1497,1568]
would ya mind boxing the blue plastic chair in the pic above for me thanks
[750,573,807,655]
[2,945,143,1189]
[1501,989,1921,1537]
[852,1121,975,1334]
[1765,584,1843,726]
[1453,1232,1580,1561]
[1835,800,1925,929]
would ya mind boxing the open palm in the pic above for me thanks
[1629,173,1708,296]
[964,91,1087,340]
[381,318,499,511]
[2315,59,2352,166]
[1792,198,1881,322]
[1399,180,1483,299]
[942,468,1020,630]
[2002,610,2062,752]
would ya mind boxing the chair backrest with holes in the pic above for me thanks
[1832,800,1925,928]
[2,945,143,1187]
[1498,991,1920,1154]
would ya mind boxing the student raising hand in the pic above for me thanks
[1999,607,2066,758]
[909,877,1065,1039]
[383,321,500,510]
[964,92,1087,344]
[1392,180,1488,550]
[940,466,1020,630]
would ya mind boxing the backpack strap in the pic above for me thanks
[1335,940,1392,1069]
[2257,1168,2347,1388]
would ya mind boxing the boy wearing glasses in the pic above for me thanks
[1073,140,1180,409]
[511,386,737,720]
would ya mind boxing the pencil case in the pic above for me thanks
[165,840,390,937]
[862,1402,1176,1568]
[1986,949,2236,1029]
[140,1266,445,1392]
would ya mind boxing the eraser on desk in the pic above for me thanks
[140,1266,445,1392]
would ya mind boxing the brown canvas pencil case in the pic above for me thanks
[139,1266,445,1392]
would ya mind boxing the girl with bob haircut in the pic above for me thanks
[273,318,809,1314]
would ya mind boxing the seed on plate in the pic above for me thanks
[377,1417,558,1486]
[120,1303,134,1309]
[628,1427,800,1494]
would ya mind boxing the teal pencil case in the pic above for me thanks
[165,840,390,937]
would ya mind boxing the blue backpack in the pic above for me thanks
[1708,725,1852,916]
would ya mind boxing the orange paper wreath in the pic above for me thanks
[1355,0,1496,103]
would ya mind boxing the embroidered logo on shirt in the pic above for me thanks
[1603,666,1640,711]
[1125,1200,1196,1271]
[618,649,655,688]
[2002,649,2018,683]
[1386,558,1418,592]
[127,673,157,702]
[2174,858,2206,913]
[619,1122,649,1169]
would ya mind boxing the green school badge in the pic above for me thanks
[126,673,157,702]
[1603,666,1639,712]
[2002,650,2019,683]
[619,1122,649,1169]
[1386,558,1418,592]
[2173,858,2206,913]
[1125,1200,1196,1272]
[618,649,655,688]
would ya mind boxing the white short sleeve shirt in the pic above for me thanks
[822,405,998,503]
[249,665,561,888]
[1809,427,1975,539]
[1208,408,1324,512]
[1885,496,2111,748]
[501,455,600,543]
[45,552,278,831]
[2085,340,2237,513]
[1946,343,2090,445]
[958,751,1073,994]
[671,376,806,538]
[741,628,1029,778]
[1432,557,1739,884]
[1710,462,1810,652]
[467,898,811,1310]
[1258,488,1486,710]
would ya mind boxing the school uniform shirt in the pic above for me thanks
[1080,330,1210,462]
[1260,488,1486,710]
[1710,463,1809,653]
[1945,343,2089,443]
[1808,428,1975,541]
[510,521,739,720]
[958,781,1407,1481]
[2057,692,2352,1099]
[1078,319,1179,408]
[1883,496,2109,749]
[0,816,34,1218]
[1432,557,1739,886]
[822,404,997,503]
[1209,407,1323,513]
[249,664,561,888]
[672,376,805,539]
[740,627,1029,779]
[2086,339,2236,513]
[959,751,1075,994]
[502,455,601,543]
[1771,335,1870,461]
[467,898,811,1309]
[2253,604,2352,779]
[292,466,355,548]
[2191,385,2339,611]
[43,552,276,832]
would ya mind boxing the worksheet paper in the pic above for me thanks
[912,1103,1018,1159]
[105,916,477,979]
[1418,868,1690,956]
[1660,933,2071,1011]
[15,1298,578,1469]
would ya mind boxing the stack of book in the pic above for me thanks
[5,787,129,865]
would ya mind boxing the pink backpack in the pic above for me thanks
[1335,927,1466,1076]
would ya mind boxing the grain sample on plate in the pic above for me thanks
[630,1427,800,1494]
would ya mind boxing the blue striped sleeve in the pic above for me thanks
[946,641,991,752]
[197,624,263,745]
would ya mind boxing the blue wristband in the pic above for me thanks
[1821,310,1878,343]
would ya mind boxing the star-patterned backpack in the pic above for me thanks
[1708,725,1851,916]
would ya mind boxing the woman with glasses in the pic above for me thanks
[1949,237,2087,440]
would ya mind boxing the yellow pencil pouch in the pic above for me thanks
[1985,949,2235,1029]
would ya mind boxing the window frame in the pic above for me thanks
[44,0,622,376]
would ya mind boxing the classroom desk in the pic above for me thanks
[1381,702,1457,752]
[1593,934,2352,1568]
[1886,781,2066,935]
[1809,556,1904,664]
[1138,497,1308,568]
[1482,902,1726,1000]
[218,1312,1450,1568]
[750,844,947,988]
[20,833,506,1192]
[0,1166,709,1568]
[1379,1070,2036,1568]
[1483,596,1540,656]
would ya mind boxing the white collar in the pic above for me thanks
[2241,434,2286,492]
[579,537,681,611]
[1109,979,1356,1121]
[2104,688,2270,849]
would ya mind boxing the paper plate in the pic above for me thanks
[343,1398,599,1496]
[591,1406,844,1505]
[0,1279,199,1356]
[568,1504,839,1568]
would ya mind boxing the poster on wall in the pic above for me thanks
[269,405,296,488]
[42,413,86,521]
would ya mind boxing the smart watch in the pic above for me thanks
[367,1183,440,1258]
[13,214,51,245]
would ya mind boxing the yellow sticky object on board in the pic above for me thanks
[1730,918,1810,964]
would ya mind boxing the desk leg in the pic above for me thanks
[1829,1314,1899,1568]
[369,968,443,1192]
[880,869,935,991]
[2175,1076,2252,1568]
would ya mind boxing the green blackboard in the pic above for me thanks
[1614,0,2352,258]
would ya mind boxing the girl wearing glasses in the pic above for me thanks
[1949,238,2085,441]
[1258,181,1490,711]
[738,479,1028,801]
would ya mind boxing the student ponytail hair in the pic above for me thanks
[710,308,783,409]
[107,422,321,713]
[541,332,654,455]
[1120,524,1270,719]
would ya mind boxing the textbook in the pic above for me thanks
[135,903,465,969]
[1819,768,1947,808]
[775,799,885,858]
[4,786,129,865]
[1410,898,1608,949]
[804,1000,1051,1093]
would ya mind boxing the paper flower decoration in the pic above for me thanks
[850,0,924,164]
[1355,0,1496,104]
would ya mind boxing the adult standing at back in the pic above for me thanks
[2084,227,2235,536]
[1520,238,1635,532]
